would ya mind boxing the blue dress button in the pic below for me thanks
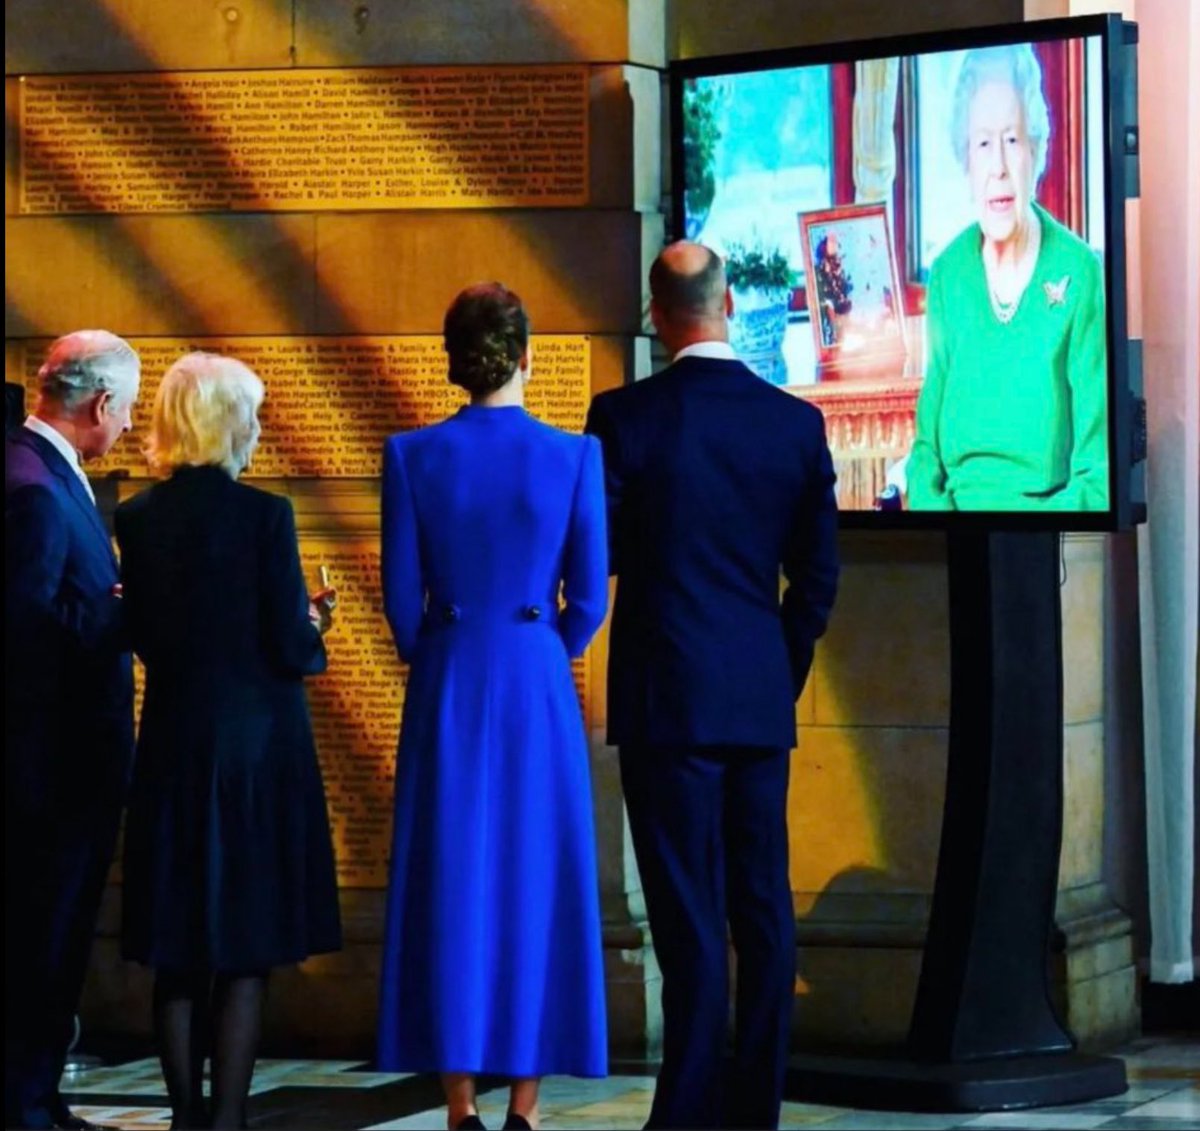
[523,605,542,621]
[442,604,461,623]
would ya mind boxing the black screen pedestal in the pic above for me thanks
[786,531,1127,1111]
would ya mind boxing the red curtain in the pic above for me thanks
[791,62,856,314]
[832,62,856,205]
[1033,39,1085,234]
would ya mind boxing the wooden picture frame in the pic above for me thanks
[798,202,908,377]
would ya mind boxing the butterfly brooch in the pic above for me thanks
[1044,275,1071,307]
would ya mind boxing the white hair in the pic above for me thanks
[146,352,264,478]
[951,44,1051,188]
[37,330,140,410]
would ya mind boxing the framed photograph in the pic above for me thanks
[798,203,908,374]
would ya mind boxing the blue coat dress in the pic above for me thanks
[376,404,609,1078]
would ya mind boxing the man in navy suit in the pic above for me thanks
[586,243,839,1129]
[5,331,140,1131]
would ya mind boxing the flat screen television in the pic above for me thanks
[670,14,1144,529]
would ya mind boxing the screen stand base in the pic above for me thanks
[784,1050,1127,1112]
[785,530,1127,1112]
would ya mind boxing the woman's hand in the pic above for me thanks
[308,588,337,635]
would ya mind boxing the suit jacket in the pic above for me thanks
[586,355,839,748]
[4,426,134,819]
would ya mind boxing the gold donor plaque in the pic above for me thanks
[12,336,592,479]
[18,66,589,214]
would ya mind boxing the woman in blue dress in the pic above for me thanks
[377,284,609,1131]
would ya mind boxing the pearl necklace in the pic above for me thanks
[984,215,1041,327]
[988,290,1020,325]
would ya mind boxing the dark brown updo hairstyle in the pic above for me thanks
[443,283,531,397]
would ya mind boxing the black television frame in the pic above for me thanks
[668,14,1143,532]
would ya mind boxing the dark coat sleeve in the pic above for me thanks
[260,495,326,678]
[584,393,625,577]
[559,436,609,658]
[7,482,123,658]
[780,410,840,698]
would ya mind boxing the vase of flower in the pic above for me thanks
[726,241,793,385]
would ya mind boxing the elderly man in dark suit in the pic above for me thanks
[5,331,140,1131]
[586,243,840,1129]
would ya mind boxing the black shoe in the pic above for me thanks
[454,1116,487,1131]
[49,1097,117,1131]
[502,1115,532,1130]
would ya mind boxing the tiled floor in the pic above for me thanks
[60,1037,1198,1130]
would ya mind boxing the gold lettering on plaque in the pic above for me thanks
[13,336,592,479]
[299,539,399,889]
[18,67,589,213]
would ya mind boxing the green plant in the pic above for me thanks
[683,82,721,236]
[725,240,793,291]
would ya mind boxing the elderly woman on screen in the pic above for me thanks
[906,43,1109,512]
[115,353,341,1130]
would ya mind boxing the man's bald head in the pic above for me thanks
[648,242,733,356]
[649,242,729,328]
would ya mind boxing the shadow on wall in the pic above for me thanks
[6,0,646,344]
[788,865,928,1052]
[777,530,952,1048]
[789,530,951,895]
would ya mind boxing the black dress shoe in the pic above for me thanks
[454,1116,487,1131]
[49,1097,117,1131]
[502,1115,533,1130]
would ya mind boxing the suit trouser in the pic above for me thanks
[620,744,796,1130]
[5,795,123,1129]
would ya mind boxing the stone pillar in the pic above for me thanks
[1054,535,1138,1049]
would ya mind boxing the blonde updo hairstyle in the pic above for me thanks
[145,351,264,478]
[443,283,530,397]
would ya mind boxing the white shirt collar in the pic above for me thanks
[24,415,96,502]
[672,340,737,363]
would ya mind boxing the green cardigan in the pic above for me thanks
[907,205,1109,512]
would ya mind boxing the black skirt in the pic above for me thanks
[121,675,342,971]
